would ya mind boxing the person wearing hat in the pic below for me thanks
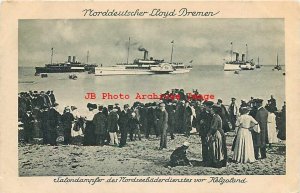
[83,103,97,146]
[61,106,74,145]
[206,105,227,168]
[118,104,131,147]
[253,99,268,159]
[232,106,258,163]
[21,109,35,143]
[47,102,61,146]
[229,97,239,131]
[198,102,213,165]
[169,142,192,167]
[217,99,231,133]
[127,112,141,141]
[93,105,107,146]
[183,101,193,137]
[167,103,176,140]
[158,103,168,150]
[107,106,119,146]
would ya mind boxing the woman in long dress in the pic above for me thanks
[267,109,278,145]
[233,107,258,163]
[207,105,227,168]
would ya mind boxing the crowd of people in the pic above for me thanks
[18,89,286,168]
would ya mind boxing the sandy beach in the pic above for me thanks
[19,132,285,176]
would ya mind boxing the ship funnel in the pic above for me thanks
[236,53,239,61]
[68,56,71,62]
[242,54,245,62]
[72,56,76,63]
[144,51,148,60]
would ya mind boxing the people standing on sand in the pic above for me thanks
[207,105,227,168]
[277,102,286,141]
[21,109,34,143]
[266,107,278,147]
[107,107,119,146]
[217,99,231,133]
[169,142,192,167]
[128,112,141,141]
[198,101,213,165]
[183,101,193,137]
[158,103,168,150]
[118,104,131,147]
[93,105,107,146]
[83,103,97,146]
[253,99,268,159]
[229,98,239,131]
[61,106,74,145]
[167,103,176,140]
[48,103,61,146]
[233,106,258,163]
[146,104,159,138]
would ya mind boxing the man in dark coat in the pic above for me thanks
[118,104,130,147]
[48,103,61,145]
[93,105,107,146]
[61,107,74,145]
[21,110,34,143]
[183,101,193,137]
[167,103,176,140]
[169,142,192,167]
[228,98,238,131]
[217,99,231,133]
[40,106,50,144]
[198,101,213,164]
[158,103,168,150]
[146,105,159,138]
[253,99,268,159]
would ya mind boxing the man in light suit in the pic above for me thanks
[253,99,268,159]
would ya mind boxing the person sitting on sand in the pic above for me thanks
[169,142,192,167]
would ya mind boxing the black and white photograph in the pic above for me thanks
[17,18,287,176]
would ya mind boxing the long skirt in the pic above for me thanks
[207,130,227,167]
[233,128,256,163]
[83,121,95,146]
[267,113,278,143]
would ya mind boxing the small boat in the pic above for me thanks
[69,74,78,80]
[273,54,282,71]
[41,73,48,78]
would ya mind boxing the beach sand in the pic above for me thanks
[19,132,286,176]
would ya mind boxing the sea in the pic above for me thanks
[19,65,285,115]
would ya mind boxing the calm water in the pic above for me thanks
[19,65,285,114]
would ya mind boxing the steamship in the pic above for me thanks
[224,43,255,71]
[95,40,192,76]
[35,49,98,74]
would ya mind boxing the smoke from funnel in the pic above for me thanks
[138,46,147,52]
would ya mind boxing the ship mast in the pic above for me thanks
[50,48,54,65]
[230,42,233,62]
[170,40,174,64]
[127,37,130,65]
[87,50,89,63]
[246,44,248,62]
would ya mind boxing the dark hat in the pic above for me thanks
[124,104,130,108]
[98,105,104,111]
[71,106,77,110]
[87,103,93,109]
[256,99,263,104]
[203,101,214,107]
[218,99,223,103]
[108,105,113,109]
[240,106,251,114]
[91,104,97,109]
[53,103,59,107]
[231,97,236,100]
[115,103,119,106]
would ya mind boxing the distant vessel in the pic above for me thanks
[273,54,282,71]
[256,57,261,68]
[35,48,98,74]
[224,43,255,71]
[95,39,192,76]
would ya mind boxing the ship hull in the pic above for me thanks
[224,63,241,71]
[35,67,85,73]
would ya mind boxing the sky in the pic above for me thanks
[19,19,284,67]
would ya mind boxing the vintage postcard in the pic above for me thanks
[0,1,299,193]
